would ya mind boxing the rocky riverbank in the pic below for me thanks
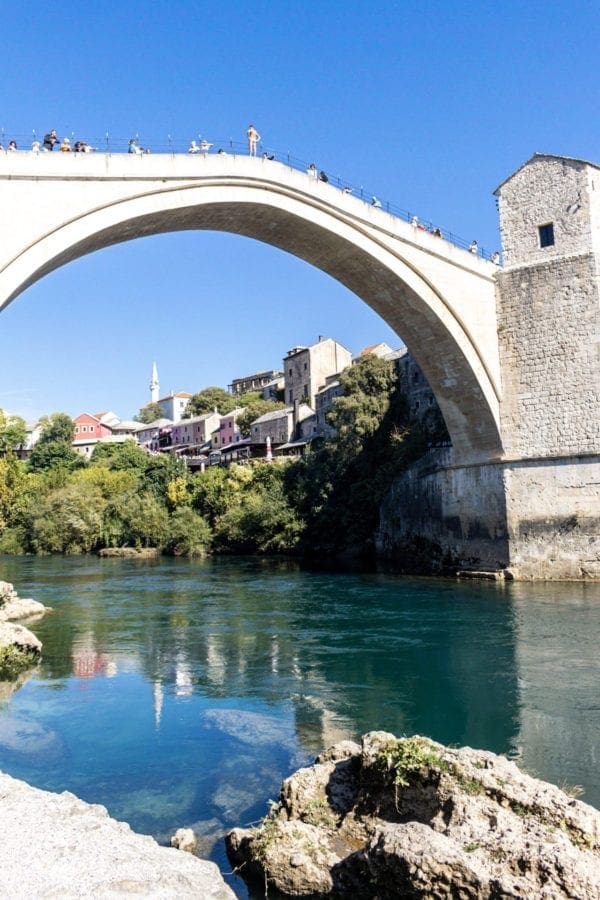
[227,731,600,898]
[0,580,50,677]
[0,770,236,899]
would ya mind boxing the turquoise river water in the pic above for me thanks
[0,555,599,897]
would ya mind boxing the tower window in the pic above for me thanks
[538,223,555,248]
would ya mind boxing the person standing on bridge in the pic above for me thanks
[247,124,261,156]
[43,130,58,151]
[469,239,478,254]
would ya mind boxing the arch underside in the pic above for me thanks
[3,198,503,462]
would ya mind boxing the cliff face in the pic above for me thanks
[227,732,600,899]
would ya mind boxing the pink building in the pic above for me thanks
[170,411,221,451]
[212,408,243,449]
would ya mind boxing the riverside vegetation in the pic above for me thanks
[0,356,445,559]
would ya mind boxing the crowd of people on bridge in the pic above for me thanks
[0,123,500,262]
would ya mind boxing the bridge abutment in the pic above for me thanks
[380,154,600,579]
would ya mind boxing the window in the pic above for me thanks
[288,390,293,402]
[289,368,292,376]
[89,425,94,432]
[82,426,87,432]
[75,426,79,433]
[303,362,307,370]
[538,223,554,247]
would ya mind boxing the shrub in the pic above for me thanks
[166,508,212,557]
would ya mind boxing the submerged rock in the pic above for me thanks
[227,731,600,899]
[98,547,160,558]
[0,770,235,898]
[171,827,198,853]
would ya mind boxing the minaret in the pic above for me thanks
[150,361,159,404]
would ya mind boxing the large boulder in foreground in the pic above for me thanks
[0,771,235,899]
[227,732,600,899]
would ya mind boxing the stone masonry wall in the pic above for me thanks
[497,156,600,267]
[496,252,600,458]
[378,451,600,580]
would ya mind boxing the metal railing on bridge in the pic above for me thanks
[0,129,496,261]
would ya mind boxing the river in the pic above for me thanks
[0,555,599,897]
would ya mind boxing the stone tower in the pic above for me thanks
[494,153,600,459]
[150,361,159,404]
[493,154,600,578]
[380,153,600,580]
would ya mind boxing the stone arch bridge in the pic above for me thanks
[0,151,499,466]
[1,150,597,579]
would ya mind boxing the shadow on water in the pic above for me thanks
[0,555,599,898]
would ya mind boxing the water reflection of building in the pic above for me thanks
[72,632,117,679]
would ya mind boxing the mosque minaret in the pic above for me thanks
[150,361,159,404]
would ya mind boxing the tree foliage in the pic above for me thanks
[0,409,27,454]
[28,412,83,473]
[135,402,165,424]
[185,387,238,418]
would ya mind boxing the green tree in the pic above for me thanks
[214,464,302,553]
[0,455,27,531]
[91,440,148,473]
[28,412,84,473]
[135,402,165,424]
[37,412,76,444]
[237,399,287,437]
[184,387,238,418]
[284,354,425,556]
[29,483,105,554]
[72,466,138,500]
[143,454,186,498]
[0,409,27,455]
[166,507,212,557]
[28,440,86,473]
[328,355,397,454]
[118,493,170,548]
[189,465,234,525]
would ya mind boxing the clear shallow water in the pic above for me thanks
[0,555,599,898]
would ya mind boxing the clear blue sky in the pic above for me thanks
[1,1,598,421]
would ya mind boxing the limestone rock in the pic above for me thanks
[226,732,600,898]
[0,770,236,898]
[171,827,198,853]
[0,580,51,623]
[0,621,42,654]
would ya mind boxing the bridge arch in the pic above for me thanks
[0,155,502,463]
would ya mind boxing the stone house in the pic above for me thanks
[250,404,313,446]
[315,376,344,439]
[283,337,352,408]
[136,419,173,452]
[229,369,283,396]
[170,411,221,450]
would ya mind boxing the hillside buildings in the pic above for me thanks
[16,336,446,466]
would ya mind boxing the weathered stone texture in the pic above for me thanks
[504,455,600,579]
[378,451,600,580]
[0,771,236,899]
[227,732,600,899]
[496,253,600,458]
[497,154,600,266]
